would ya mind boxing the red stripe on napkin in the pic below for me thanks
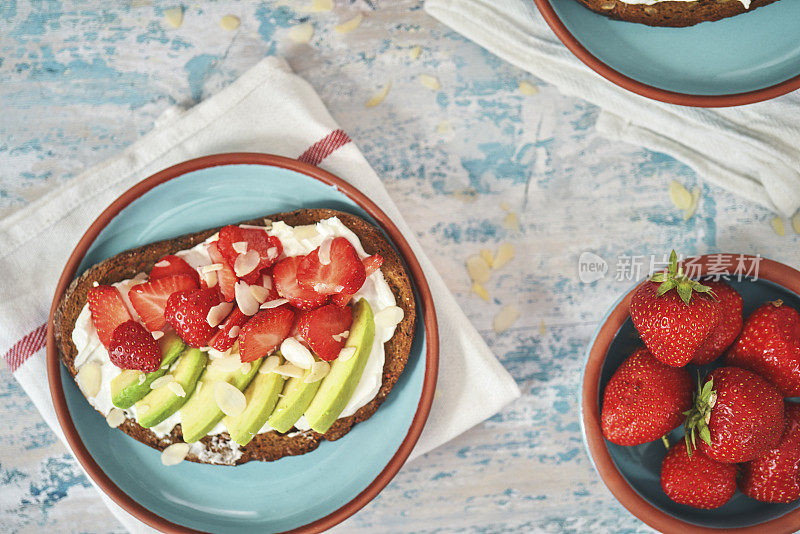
[297,129,352,166]
[4,323,47,373]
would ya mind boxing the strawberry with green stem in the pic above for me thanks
[630,250,721,367]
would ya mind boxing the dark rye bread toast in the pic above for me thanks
[52,209,416,465]
[575,0,780,27]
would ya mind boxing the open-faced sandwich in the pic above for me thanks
[53,209,415,466]
[575,0,780,27]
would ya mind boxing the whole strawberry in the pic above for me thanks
[740,401,800,503]
[109,320,161,372]
[164,287,221,348]
[630,251,721,367]
[685,366,784,463]
[661,443,737,509]
[725,300,800,396]
[691,279,743,365]
[601,347,693,446]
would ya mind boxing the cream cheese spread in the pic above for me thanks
[72,217,399,439]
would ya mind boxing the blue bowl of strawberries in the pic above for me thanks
[582,252,800,532]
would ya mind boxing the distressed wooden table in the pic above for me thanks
[2,1,799,532]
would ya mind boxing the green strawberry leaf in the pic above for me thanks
[657,279,677,296]
[699,426,712,446]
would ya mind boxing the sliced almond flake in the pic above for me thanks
[793,213,800,235]
[150,374,175,390]
[669,181,693,212]
[195,380,203,394]
[234,250,260,277]
[685,187,702,220]
[228,325,241,338]
[480,249,494,268]
[436,120,454,137]
[289,23,314,44]
[220,14,240,31]
[304,361,330,383]
[164,7,183,29]
[232,241,248,254]
[539,319,547,336]
[471,281,489,302]
[137,372,147,385]
[503,212,520,232]
[76,362,102,398]
[151,330,164,340]
[235,281,260,316]
[275,363,305,378]
[262,274,273,290]
[261,298,289,309]
[419,74,441,90]
[409,45,422,59]
[466,255,491,283]
[202,263,224,273]
[518,80,539,96]
[161,442,191,466]
[203,270,218,288]
[92,281,99,287]
[365,82,391,108]
[332,330,350,342]
[493,243,515,270]
[280,337,314,369]
[168,381,186,397]
[212,355,245,373]
[213,381,246,417]
[240,362,252,375]
[249,284,269,304]
[258,355,282,374]
[300,0,332,12]
[335,14,363,34]
[207,301,234,328]
[154,259,171,268]
[267,247,279,260]
[493,304,520,334]
[374,305,404,328]
[338,346,357,362]
[318,237,333,266]
[106,408,125,428]
[452,187,478,203]
[771,217,786,236]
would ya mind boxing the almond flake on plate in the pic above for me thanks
[150,374,174,390]
[164,7,183,29]
[203,270,218,288]
[332,330,349,342]
[234,249,260,277]
[493,243,515,270]
[669,180,693,212]
[280,337,314,369]
[335,14,363,33]
[261,298,289,309]
[793,213,800,235]
[409,45,422,59]
[151,330,165,340]
[168,381,186,397]
[471,281,489,302]
[275,363,305,379]
[258,355,282,374]
[228,326,241,338]
[213,381,246,417]
[518,80,539,96]
[480,249,494,268]
[289,23,314,44]
[419,74,441,90]
[220,15,240,31]
[106,408,125,428]
[207,301,234,328]
[318,237,333,265]
[249,284,269,304]
[684,187,702,221]
[771,217,786,236]
[301,0,332,12]
[76,362,102,398]
[304,361,330,383]
[365,82,391,108]
[493,304,520,334]
[161,442,191,466]
[466,255,490,283]
[503,211,520,233]
[338,346,357,362]
[235,281,260,316]
[374,305,404,328]
[154,259,171,268]
[202,263,224,273]
[232,241,248,254]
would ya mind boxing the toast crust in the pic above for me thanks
[52,209,416,465]
[574,0,780,27]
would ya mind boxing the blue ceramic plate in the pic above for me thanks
[584,275,800,529]
[539,0,800,105]
[53,157,435,533]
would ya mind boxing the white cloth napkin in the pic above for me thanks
[0,57,520,533]
[425,0,800,218]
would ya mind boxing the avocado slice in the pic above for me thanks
[304,298,375,434]
[223,361,286,446]
[111,332,186,409]
[135,348,207,428]
[267,371,322,434]
[180,357,262,443]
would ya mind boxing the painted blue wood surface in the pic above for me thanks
[1,1,799,532]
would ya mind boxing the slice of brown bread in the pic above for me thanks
[574,0,780,27]
[52,209,416,465]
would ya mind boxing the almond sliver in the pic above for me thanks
[365,83,391,108]
[168,381,186,397]
[409,45,422,59]
[419,74,441,90]
[669,181,693,212]
[493,243,515,270]
[234,249,260,277]
[260,298,289,309]
[249,284,269,304]
[519,80,538,96]
[202,263,224,273]
[106,408,126,428]
[771,217,786,236]
[793,213,800,235]
[235,281,260,316]
[374,306,404,328]
[335,14,363,33]
[258,355,282,375]
[76,362,102,398]
[161,442,191,466]
[154,259,171,268]
[318,237,333,266]
[203,270,218,288]
[150,374,174,390]
[304,361,330,383]
[207,301,234,328]
[232,241,248,254]
[466,255,490,283]
[289,23,314,44]
[275,363,305,379]
[471,281,489,301]
[493,304,520,334]
[211,355,244,373]
[213,381,246,417]
[164,7,183,28]
[338,346,357,362]
[280,337,314,369]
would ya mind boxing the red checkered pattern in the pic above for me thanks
[297,129,352,166]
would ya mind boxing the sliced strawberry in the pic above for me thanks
[238,306,295,363]
[273,256,329,310]
[207,241,236,302]
[164,288,221,347]
[128,274,198,332]
[209,306,249,352]
[109,320,162,372]
[149,254,200,285]
[297,237,366,296]
[298,303,354,361]
[217,225,283,274]
[87,285,132,348]
[332,255,384,307]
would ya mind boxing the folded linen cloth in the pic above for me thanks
[0,57,520,533]
[425,0,800,218]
